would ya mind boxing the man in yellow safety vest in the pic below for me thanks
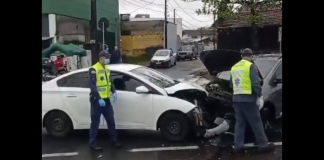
[88,51,120,150]
[230,48,274,154]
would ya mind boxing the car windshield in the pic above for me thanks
[181,45,192,51]
[154,50,169,56]
[217,59,277,80]
[130,67,179,88]
[253,59,277,77]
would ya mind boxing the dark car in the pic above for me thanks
[177,46,198,61]
[198,50,282,143]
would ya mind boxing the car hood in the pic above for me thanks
[199,50,242,76]
[151,56,169,61]
[164,81,207,94]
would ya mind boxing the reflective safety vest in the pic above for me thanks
[91,62,111,98]
[230,59,253,95]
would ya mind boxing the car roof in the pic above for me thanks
[253,54,282,60]
[157,49,171,51]
[62,64,142,74]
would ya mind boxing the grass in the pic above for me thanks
[122,54,152,66]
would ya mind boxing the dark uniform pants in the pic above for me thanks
[89,98,117,146]
[233,102,268,149]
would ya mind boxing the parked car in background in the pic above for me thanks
[150,49,176,68]
[177,45,198,61]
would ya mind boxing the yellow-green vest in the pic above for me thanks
[91,62,111,98]
[230,59,253,95]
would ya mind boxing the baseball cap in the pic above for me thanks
[99,51,110,58]
[241,48,253,57]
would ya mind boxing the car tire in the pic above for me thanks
[174,60,177,65]
[190,56,193,61]
[45,111,73,137]
[160,112,190,141]
[167,61,172,68]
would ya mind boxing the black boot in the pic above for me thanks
[90,145,103,151]
[111,142,121,149]
[234,147,246,154]
[256,143,275,154]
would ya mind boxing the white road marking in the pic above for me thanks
[42,152,79,158]
[128,145,199,152]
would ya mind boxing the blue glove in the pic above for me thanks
[113,92,117,102]
[98,99,106,107]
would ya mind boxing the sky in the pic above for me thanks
[118,0,214,29]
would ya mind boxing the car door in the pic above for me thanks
[57,72,105,127]
[107,71,153,129]
[268,63,282,115]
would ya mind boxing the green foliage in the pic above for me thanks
[183,0,282,25]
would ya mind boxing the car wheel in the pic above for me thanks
[190,56,193,61]
[159,112,190,141]
[168,61,172,68]
[174,60,177,65]
[45,111,73,137]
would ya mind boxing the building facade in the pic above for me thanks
[130,16,183,39]
[42,0,119,49]
[182,29,214,47]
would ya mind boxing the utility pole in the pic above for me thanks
[173,9,176,23]
[200,27,203,43]
[164,0,168,49]
[90,0,98,65]
[212,11,216,50]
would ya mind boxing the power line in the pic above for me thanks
[119,1,130,12]
[170,0,213,23]
[121,0,198,29]
[122,0,163,13]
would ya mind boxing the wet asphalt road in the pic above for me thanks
[42,60,282,160]
[152,59,205,79]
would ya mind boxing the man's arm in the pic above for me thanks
[250,64,262,97]
[229,74,233,89]
[110,74,116,93]
[89,68,101,100]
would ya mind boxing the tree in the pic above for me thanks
[184,0,282,52]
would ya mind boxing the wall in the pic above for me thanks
[42,0,119,48]
[130,17,183,39]
[121,21,164,64]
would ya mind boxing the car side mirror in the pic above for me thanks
[135,86,150,94]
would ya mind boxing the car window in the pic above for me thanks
[253,59,277,77]
[275,63,282,79]
[130,67,178,88]
[218,71,230,80]
[154,50,169,56]
[110,72,144,92]
[57,72,89,88]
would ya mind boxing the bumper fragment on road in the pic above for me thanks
[42,152,79,158]
[230,142,282,148]
[128,145,199,152]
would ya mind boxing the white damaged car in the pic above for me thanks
[42,64,207,141]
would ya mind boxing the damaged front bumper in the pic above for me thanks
[187,106,207,137]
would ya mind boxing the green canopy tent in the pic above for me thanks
[42,43,87,58]
[42,43,88,69]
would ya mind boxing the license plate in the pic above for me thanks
[156,62,161,64]
[181,55,185,58]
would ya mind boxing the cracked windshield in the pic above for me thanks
[131,67,178,88]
